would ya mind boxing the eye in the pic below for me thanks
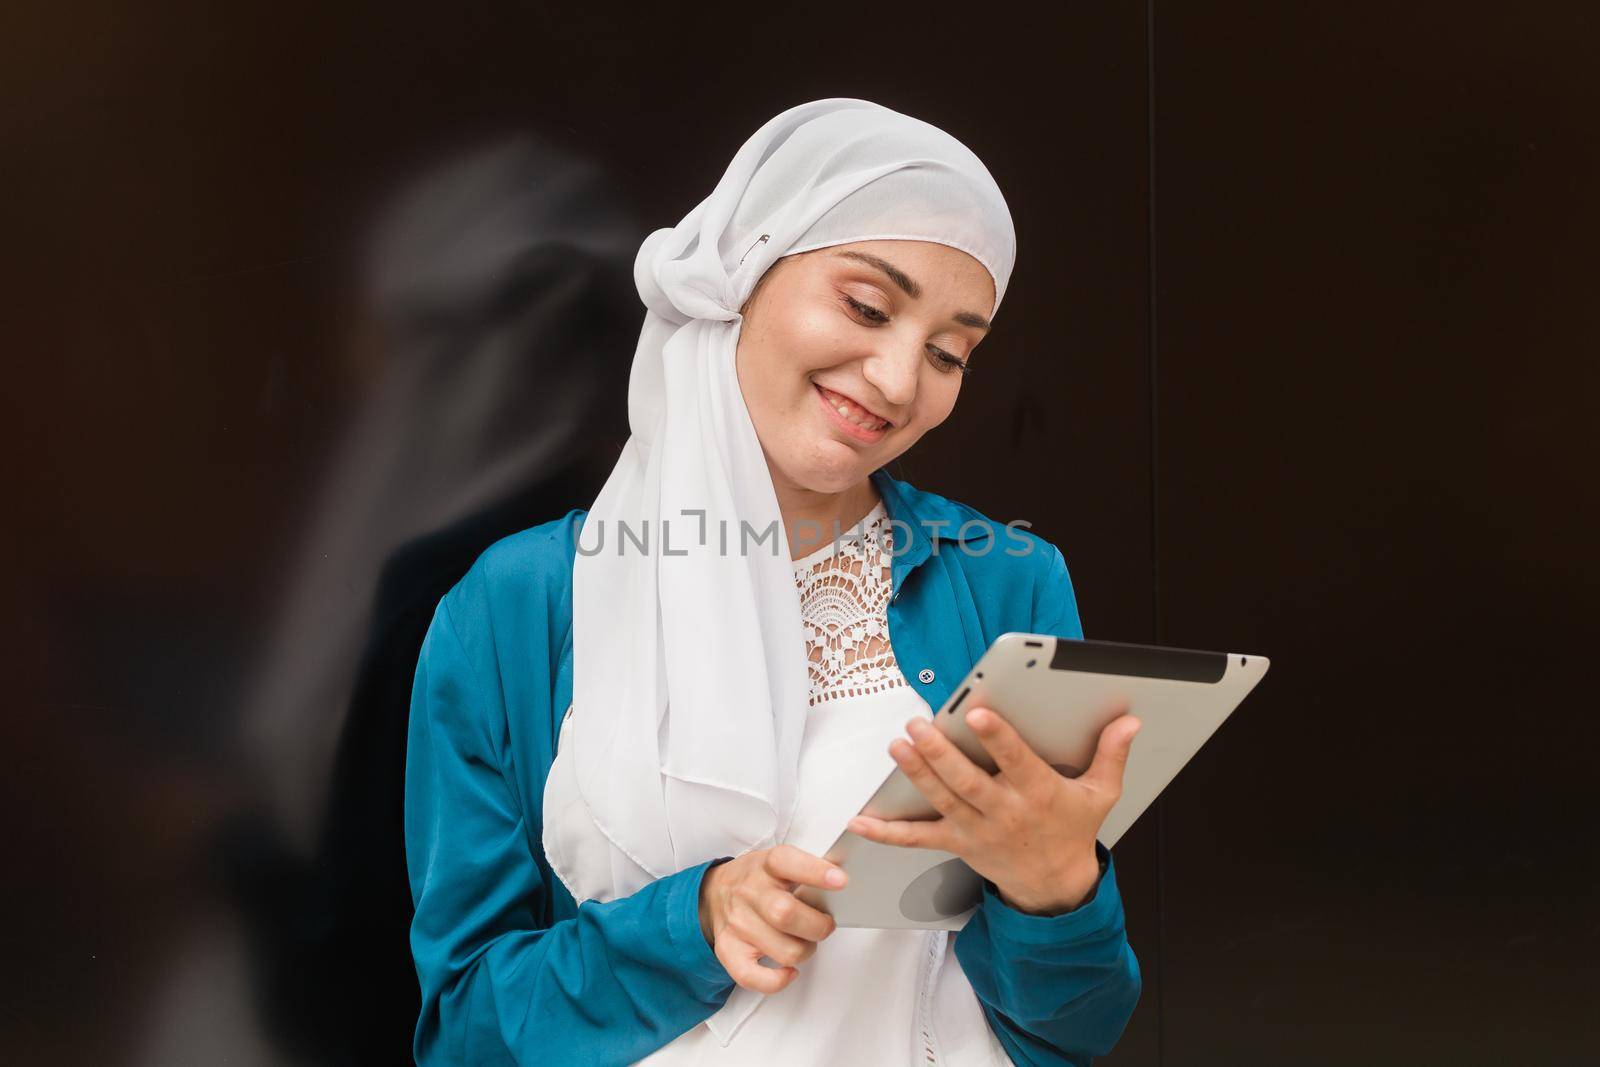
[928,346,971,376]
[841,294,890,324]
[842,295,972,377]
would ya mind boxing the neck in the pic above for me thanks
[769,470,883,559]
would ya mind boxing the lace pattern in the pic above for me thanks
[792,502,908,707]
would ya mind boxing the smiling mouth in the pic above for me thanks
[815,383,893,437]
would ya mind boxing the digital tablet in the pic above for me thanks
[794,632,1270,930]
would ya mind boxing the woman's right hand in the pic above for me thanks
[697,844,847,993]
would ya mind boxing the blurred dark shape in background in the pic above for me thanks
[236,132,639,857]
[1,121,639,1062]
[179,136,639,1063]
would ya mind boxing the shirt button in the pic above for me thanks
[917,668,935,684]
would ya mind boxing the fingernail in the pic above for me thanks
[908,719,929,738]
[826,867,847,887]
[966,707,990,728]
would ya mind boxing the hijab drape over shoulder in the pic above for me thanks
[558,97,1017,902]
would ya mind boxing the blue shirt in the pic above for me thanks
[405,467,1141,1066]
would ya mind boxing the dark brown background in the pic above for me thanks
[4,1,1595,1064]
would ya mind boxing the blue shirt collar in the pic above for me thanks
[869,467,992,598]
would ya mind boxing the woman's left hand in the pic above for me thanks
[847,702,1141,916]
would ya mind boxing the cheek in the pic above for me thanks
[913,374,962,429]
[737,308,843,426]
[773,303,857,374]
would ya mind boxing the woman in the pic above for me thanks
[405,98,1143,1066]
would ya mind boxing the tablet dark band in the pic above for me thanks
[1049,638,1228,683]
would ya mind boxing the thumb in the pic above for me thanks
[1082,711,1141,794]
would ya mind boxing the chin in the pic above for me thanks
[791,466,866,495]
[785,443,873,494]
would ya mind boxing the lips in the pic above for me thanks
[815,383,891,444]
[819,383,896,428]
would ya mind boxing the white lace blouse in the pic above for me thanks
[638,500,1010,1066]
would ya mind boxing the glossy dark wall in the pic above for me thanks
[3,2,1593,1064]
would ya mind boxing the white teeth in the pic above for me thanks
[841,406,880,430]
[825,389,885,431]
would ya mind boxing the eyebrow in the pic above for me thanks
[830,250,992,332]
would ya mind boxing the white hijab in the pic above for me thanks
[550,95,1016,922]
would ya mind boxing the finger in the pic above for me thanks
[902,718,1001,814]
[763,843,849,892]
[847,813,952,851]
[963,706,1055,795]
[758,884,837,944]
[1080,712,1142,796]
[889,736,983,822]
[717,931,799,994]
[730,898,820,967]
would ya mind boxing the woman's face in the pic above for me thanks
[735,239,996,496]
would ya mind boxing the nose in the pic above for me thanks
[860,336,921,412]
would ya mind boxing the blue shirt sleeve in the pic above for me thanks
[1033,543,1087,642]
[405,595,735,1066]
[954,843,1141,1065]
[950,541,1141,1064]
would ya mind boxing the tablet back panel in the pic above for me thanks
[797,633,1270,929]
